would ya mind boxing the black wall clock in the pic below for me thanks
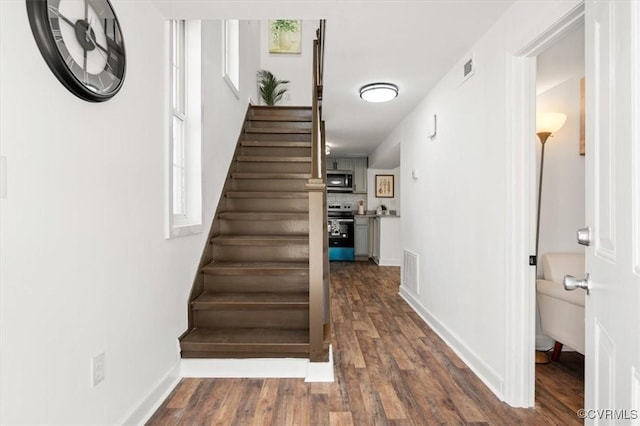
[26,0,126,102]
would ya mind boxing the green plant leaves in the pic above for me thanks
[257,69,290,106]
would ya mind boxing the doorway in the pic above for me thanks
[502,2,586,409]
[533,21,586,415]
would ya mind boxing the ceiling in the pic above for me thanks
[536,22,585,95]
[153,1,515,164]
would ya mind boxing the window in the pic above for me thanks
[168,20,202,237]
[223,19,240,95]
[171,20,186,217]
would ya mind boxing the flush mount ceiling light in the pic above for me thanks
[359,83,398,103]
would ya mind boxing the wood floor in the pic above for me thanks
[147,261,584,425]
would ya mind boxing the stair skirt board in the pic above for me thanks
[181,345,334,383]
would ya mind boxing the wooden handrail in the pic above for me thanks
[308,20,329,362]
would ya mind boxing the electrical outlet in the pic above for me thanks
[91,352,105,387]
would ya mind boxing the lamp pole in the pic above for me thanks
[535,131,552,258]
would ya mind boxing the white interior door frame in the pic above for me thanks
[503,2,585,408]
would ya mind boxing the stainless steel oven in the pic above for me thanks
[328,204,355,261]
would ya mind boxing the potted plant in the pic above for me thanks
[257,69,289,106]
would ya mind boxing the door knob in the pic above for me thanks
[563,273,591,295]
[577,226,592,246]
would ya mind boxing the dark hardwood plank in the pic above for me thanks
[148,261,584,425]
[250,378,278,426]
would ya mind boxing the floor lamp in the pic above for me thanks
[534,112,567,364]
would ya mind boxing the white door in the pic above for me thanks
[583,1,640,423]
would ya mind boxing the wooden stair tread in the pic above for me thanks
[245,128,311,134]
[237,156,311,162]
[211,235,309,245]
[226,191,309,199]
[218,212,309,220]
[193,291,309,308]
[251,106,311,111]
[241,140,311,148]
[248,116,311,122]
[232,172,312,179]
[203,261,309,276]
[181,328,309,349]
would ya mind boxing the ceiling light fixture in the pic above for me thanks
[359,83,398,103]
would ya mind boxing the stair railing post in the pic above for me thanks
[308,24,328,362]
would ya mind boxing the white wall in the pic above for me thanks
[367,167,400,214]
[536,79,585,261]
[393,0,582,400]
[259,20,316,106]
[0,1,260,422]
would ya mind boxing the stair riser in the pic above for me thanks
[250,107,312,120]
[211,245,309,262]
[204,275,309,292]
[181,351,309,359]
[245,121,312,130]
[240,146,312,157]
[243,133,311,142]
[194,309,309,329]
[225,198,309,212]
[235,162,311,173]
[232,179,309,192]
[218,220,309,235]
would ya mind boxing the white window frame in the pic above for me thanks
[222,19,240,97]
[168,20,203,238]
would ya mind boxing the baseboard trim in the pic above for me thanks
[305,345,335,382]
[399,286,505,400]
[378,258,401,266]
[119,361,181,426]
[181,345,334,382]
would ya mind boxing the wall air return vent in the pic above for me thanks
[402,250,419,294]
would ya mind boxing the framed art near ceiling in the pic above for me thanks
[375,175,394,198]
[269,20,301,54]
[580,77,585,155]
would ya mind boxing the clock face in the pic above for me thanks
[27,0,126,102]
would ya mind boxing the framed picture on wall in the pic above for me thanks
[269,20,302,54]
[375,175,394,198]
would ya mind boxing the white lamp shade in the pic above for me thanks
[536,112,567,134]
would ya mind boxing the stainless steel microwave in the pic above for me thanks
[327,171,354,192]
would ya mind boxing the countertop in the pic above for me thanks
[353,210,400,218]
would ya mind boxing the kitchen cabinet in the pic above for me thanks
[327,156,368,193]
[354,216,369,258]
[372,216,401,266]
[352,157,367,194]
[328,157,353,171]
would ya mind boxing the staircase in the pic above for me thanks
[179,105,328,359]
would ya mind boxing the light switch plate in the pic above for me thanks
[91,352,106,387]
